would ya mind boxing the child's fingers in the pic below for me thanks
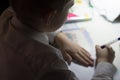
[106,46,115,55]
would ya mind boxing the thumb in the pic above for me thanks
[95,45,101,51]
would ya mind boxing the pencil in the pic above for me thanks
[101,37,120,48]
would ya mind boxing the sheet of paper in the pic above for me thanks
[61,24,96,80]
[91,0,120,22]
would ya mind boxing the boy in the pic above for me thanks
[0,0,94,67]
[0,0,116,80]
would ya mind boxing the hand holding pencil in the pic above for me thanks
[96,45,115,65]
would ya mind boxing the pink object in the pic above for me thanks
[67,13,78,19]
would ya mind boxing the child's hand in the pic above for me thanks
[55,32,94,67]
[60,42,94,67]
[96,45,115,65]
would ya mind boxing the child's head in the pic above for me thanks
[10,0,74,32]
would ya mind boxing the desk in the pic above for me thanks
[64,11,120,80]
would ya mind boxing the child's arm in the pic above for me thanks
[48,32,94,67]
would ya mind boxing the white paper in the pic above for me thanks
[91,0,120,22]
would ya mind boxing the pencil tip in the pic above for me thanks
[118,37,120,40]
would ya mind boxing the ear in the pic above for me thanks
[46,10,57,25]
